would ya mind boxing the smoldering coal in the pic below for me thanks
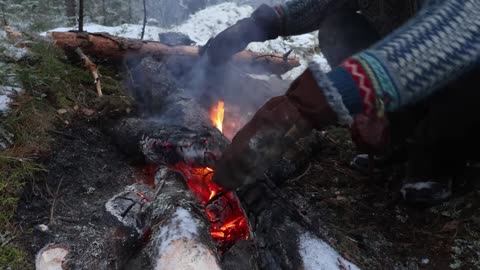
[109,117,228,167]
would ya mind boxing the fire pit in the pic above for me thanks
[34,57,360,270]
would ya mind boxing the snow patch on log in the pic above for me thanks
[299,232,360,270]
[35,245,69,270]
[153,208,221,270]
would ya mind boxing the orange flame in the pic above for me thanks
[170,163,250,252]
[210,101,225,133]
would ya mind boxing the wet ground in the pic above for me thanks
[15,120,480,269]
[284,128,480,270]
[15,122,139,269]
[14,66,480,269]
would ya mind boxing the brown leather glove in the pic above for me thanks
[213,69,338,190]
[350,113,390,155]
[203,4,282,65]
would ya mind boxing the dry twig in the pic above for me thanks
[75,48,103,97]
[48,177,64,225]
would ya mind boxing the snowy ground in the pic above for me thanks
[0,30,28,114]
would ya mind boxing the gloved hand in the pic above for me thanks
[213,69,338,190]
[203,4,282,65]
[350,113,390,155]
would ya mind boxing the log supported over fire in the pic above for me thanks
[47,32,300,75]
[35,54,360,269]
[107,167,222,270]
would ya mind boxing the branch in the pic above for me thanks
[75,48,103,97]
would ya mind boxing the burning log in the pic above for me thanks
[47,32,300,75]
[110,118,228,167]
[95,50,359,270]
[110,57,229,166]
[107,166,222,270]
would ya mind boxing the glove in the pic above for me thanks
[213,69,338,190]
[203,4,282,65]
[350,113,390,155]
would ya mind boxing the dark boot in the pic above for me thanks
[400,70,480,205]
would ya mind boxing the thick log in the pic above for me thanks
[47,32,300,75]
[122,166,222,270]
[109,57,229,166]
[110,118,228,167]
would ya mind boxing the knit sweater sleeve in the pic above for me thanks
[308,0,480,125]
[276,0,355,36]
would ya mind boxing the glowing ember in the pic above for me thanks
[171,163,250,252]
[210,101,225,132]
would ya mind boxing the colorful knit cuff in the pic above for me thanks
[308,58,354,126]
[340,58,379,116]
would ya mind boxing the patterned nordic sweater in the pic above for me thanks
[279,0,480,125]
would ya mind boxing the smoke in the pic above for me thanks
[123,1,301,138]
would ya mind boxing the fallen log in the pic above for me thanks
[47,31,300,75]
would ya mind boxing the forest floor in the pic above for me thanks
[1,32,480,270]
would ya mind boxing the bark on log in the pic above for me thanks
[47,32,300,75]
[123,167,222,270]
[110,118,228,167]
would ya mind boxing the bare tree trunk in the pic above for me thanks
[141,0,147,40]
[79,0,84,32]
[128,0,133,22]
[65,0,76,25]
[102,0,106,25]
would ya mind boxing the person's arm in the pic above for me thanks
[212,0,480,190]
[204,0,354,64]
[309,0,480,124]
[275,0,356,36]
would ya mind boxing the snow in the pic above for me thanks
[35,245,69,270]
[154,208,221,270]
[299,232,361,270]
[0,86,22,113]
[43,2,330,79]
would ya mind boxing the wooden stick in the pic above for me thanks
[3,24,25,47]
[75,47,103,97]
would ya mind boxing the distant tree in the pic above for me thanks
[141,0,146,39]
[65,0,76,24]
[79,0,84,31]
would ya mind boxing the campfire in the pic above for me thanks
[171,164,249,251]
[168,101,249,251]
[33,55,359,270]
[210,100,225,133]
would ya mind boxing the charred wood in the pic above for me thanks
[109,118,228,167]
[117,167,222,270]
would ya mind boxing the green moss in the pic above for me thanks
[0,40,131,269]
[0,246,30,270]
